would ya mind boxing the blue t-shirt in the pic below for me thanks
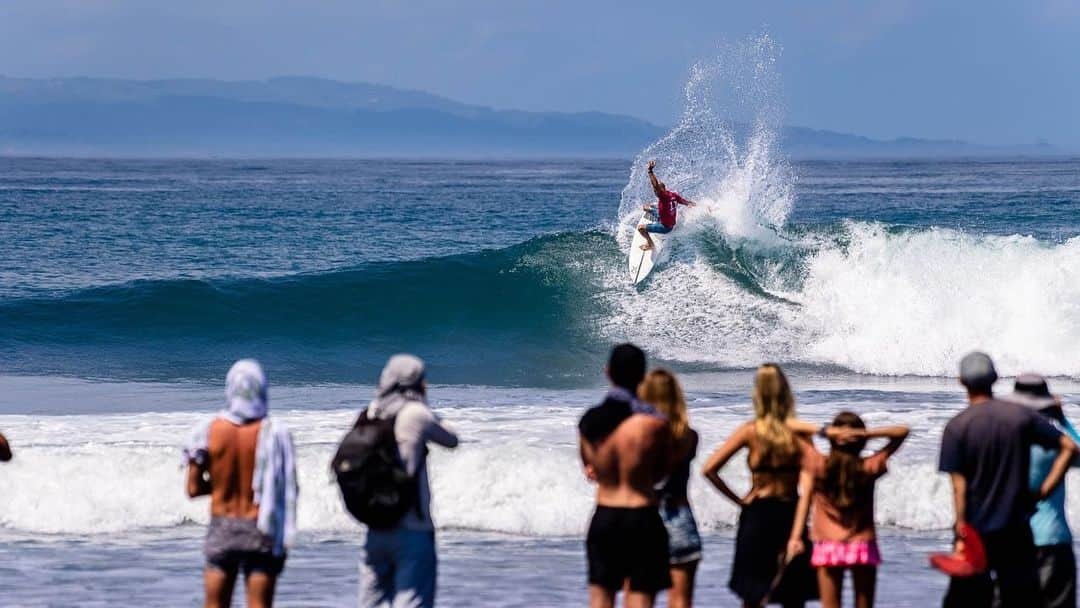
[1029,417,1080,546]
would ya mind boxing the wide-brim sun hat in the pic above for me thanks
[1009,373,1058,410]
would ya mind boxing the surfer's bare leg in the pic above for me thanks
[637,225,655,251]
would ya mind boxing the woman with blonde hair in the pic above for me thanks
[702,363,818,607]
[638,369,701,608]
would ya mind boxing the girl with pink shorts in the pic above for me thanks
[798,412,909,608]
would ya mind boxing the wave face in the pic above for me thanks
[4,213,1080,383]
[0,232,618,385]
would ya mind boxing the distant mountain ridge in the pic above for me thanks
[0,76,1058,158]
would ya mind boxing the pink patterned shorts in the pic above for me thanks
[811,540,882,567]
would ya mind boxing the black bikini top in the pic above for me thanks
[749,461,801,474]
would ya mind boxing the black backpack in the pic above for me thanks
[331,411,418,529]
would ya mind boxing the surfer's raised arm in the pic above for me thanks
[646,159,663,195]
[647,160,695,206]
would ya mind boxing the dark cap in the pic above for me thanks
[959,352,997,389]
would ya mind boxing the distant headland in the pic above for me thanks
[0,76,1059,159]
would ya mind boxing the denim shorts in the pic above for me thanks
[641,209,674,234]
[660,501,702,565]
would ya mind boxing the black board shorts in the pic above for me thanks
[586,505,672,593]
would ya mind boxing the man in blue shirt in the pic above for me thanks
[939,353,1076,608]
[1007,374,1080,608]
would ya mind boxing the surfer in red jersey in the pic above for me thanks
[638,160,696,251]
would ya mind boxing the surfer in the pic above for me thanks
[638,160,696,251]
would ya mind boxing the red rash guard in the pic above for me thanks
[657,190,684,228]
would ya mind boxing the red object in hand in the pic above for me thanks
[929,522,988,577]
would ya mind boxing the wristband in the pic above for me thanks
[817,425,828,439]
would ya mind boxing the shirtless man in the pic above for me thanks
[0,431,11,461]
[579,344,673,608]
[637,160,696,251]
[185,360,297,608]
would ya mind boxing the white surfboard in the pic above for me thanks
[628,211,667,284]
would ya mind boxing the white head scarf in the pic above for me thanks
[224,359,268,424]
[183,358,297,557]
[369,354,426,418]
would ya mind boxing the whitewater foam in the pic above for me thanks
[3,388,1068,538]
[797,223,1080,376]
[618,34,793,245]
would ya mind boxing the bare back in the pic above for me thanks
[591,414,671,508]
[206,418,261,519]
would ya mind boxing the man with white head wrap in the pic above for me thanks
[359,354,458,608]
[184,359,298,608]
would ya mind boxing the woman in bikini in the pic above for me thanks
[702,363,819,608]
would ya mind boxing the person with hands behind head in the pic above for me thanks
[637,160,696,252]
[701,363,817,608]
[794,412,909,608]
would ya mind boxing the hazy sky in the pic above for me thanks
[2,1,1078,146]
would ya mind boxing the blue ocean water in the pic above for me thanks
[2,157,1079,386]
[1,156,1080,607]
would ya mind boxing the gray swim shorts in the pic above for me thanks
[204,516,285,576]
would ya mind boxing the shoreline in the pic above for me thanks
[0,529,962,607]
